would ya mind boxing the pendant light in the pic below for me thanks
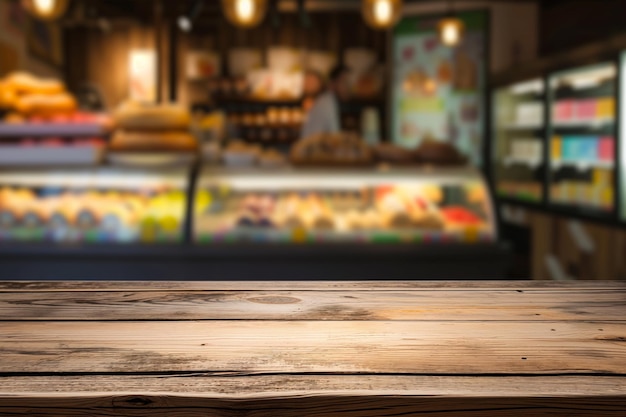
[438,0,464,47]
[222,0,268,29]
[178,0,204,32]
[21,0,69,20]
[362,0,403,30]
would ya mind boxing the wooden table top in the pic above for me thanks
[0,280,625,416]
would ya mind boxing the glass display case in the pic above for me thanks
[492,78,546,203]
[621,51,626,221]
[0,168,189,244]
[193,166,497,245]
[548,62,617,213]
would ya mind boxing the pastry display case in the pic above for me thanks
[193,166,497,245]
[0,168,188,244]
[618,51,626,222]
[492,78,546,203]
[548,62,617,213]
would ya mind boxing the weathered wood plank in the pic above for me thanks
[1,281,624,292]
[1,321,625,375]
[0,289,624,321]
[1,375,625,397]
[0,395,625,417]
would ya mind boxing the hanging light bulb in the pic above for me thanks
[362,0,403,30]
[236,0,254,21]
[34,0,54,14]
[22,0,69,20]
[438,1,465,47]
[222,0,268,28]
[178,0,204,32]
[438,17,464,47]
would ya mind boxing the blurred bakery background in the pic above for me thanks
[0,0,625,281]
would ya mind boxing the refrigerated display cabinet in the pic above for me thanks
[492,78,546,203]
[548,62,617,214]
[0,168,189,244]
[618,51,626,222]
[193,166,497,245]
[0,165,510,280]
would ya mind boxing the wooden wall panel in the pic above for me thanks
[65,25,156,109]
[530,212,552,281]
[527,210,626,281]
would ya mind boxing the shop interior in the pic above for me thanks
[0,0,625,280]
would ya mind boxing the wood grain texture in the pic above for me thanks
[1,280,624,292]
[2,375,626,397]
[0,289,624,321]
[0,394,624,417]
[1,320,625,374]
[0,281,624,416]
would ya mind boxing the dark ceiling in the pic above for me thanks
[64,0,542,27]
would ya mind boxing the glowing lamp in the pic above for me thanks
[222,0,268,29]
[362,0,403,30]
[438,17,465,47]
[22,0,69,20]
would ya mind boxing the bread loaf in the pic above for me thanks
[110,130,198,153]
[114,102,191,131]
[4,72,64,96]
[14,93,77,116]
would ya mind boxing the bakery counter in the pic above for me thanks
[1,280,624,416]
[0,164,511,280]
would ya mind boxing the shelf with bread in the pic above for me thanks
[0,168,188,244]
[193,165,496,245]
[0,72,114,167]
[107,101,199,168]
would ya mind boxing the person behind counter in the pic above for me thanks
[300,65,350,138]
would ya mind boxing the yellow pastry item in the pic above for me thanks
[3,72,64,96]
[110,130,198,153]
[14,92,77,116]
[114,101,191,131]
[0,86,18,109]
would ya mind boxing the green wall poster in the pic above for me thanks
[392,10,487,166]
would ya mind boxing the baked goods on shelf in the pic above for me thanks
[371,143,415,164]
[109,101,198,166]
[414,138,467,166]
[14,92,76,117]
[110,131,198,153]
[0,72,77,117]
[259,149,287,167]
[0,72,113,142]
[1,72,64,96]
[222,140,261,166]
[114,101,191,131]
[291,132,373,166]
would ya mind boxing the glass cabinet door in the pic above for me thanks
[548,62,617,213]
[492,79,546,203]
[620,52,626,221]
